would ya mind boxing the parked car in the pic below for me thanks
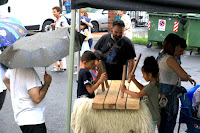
[65,8,108,32]
[0,0,60,32]
[85,8,108,32]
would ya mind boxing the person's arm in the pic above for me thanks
[93,68,101,83]
[28,72,52,104]
[126,73,144,90]
[126,40,136,78]
[86,72,107,94]
[3,76,10,91]
[87,23,93,28]
[81,19,93,28]
[167,56,189,81]
[120,85,146,98]
[131,75,144,90]
[84,29,89,41]
[188,76,197,86]
[128,58,134,76]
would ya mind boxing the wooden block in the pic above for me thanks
[105,80,109,88]
[116,80,130,109]
[126,81,140,110]
[99,60,109,89]
[104,80,121,109]
[92,80,111,109]
[101,82,105,92]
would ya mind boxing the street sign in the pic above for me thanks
[158,19,166,31]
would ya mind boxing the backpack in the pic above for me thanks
[61,15,71,25]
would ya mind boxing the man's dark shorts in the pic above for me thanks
[20,123,47,133]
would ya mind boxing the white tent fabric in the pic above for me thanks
[72,0,200,13]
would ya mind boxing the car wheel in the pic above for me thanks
[42,21,53,32]
[91,22,99,33]
[146,42,152,48]
[190,48,193,55]
[198,48,200,53]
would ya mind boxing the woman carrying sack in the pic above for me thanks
[157,33,196,133]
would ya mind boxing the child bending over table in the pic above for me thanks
[120,56,160,126]
[77,51,107,98]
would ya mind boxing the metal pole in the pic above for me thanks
[66,9,76,133]
[77,9,80,32]
[76,9,80,80]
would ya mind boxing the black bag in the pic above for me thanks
[177,86,187,98]
[105,39,122,64]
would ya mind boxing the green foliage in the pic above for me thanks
[132,37,148,45]
[132,37,163,48]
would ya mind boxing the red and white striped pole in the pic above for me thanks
[148,20,151,30]
[173,22,179,32]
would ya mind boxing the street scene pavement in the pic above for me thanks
[1,28,200,133]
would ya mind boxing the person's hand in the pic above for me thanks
[44,71,52,85]
[127,73,135,81]
[81,18,87,24]
[99,72,107,83]
[189,76,196,86]
[120,85,127,92]
[50,23,55,27]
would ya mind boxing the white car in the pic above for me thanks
[65,8,108,32]
[85,8,108,32]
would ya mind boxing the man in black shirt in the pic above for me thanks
[94,19,136,80]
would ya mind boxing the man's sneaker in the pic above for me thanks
[73,71,78,74]
[51,68,60,72]
[60,68,65,72]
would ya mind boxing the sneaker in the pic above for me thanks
[51,68,60,72]
[60,68,65,72]
[73,71,78,74]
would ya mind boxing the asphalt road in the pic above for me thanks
[1,38,200,133]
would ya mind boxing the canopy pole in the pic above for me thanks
[77,9,80,80]
[66,9,76,133]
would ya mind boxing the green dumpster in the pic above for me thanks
[147,12,186,48]
[183,14,200,55]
